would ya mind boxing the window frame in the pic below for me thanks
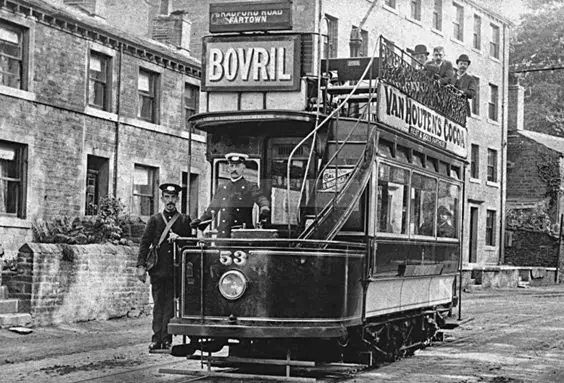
[490,23,500,59]
[487,148,498,183]
[132,164,158,217]
[0,139,27,218]
[138,68,159,123]
[410,0,422,21]
[433,0,443,31]
[488,83,499,122]
[453,2,464,42]
[473,14,481,51]
[470,144,480,179]
[0,19,28,90]
[324,14,339,58]
[485,209,496,246]
[88,50,112,111]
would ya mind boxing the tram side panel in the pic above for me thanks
[180,246,364,324]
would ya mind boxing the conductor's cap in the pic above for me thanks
[225,152,248,164]
[159,183,183,195]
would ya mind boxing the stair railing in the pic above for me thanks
[285,37,382,236]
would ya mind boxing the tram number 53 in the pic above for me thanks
[219,250,248,266]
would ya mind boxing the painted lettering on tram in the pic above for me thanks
[203,35,300,91]
[379,84,467,157]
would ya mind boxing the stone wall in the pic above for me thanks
[504,229,562,268]
[3,243,150,326]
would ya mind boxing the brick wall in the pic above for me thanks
[4,243,151,326]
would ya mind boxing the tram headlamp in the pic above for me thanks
[218,270,247,300]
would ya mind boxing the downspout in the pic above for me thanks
[498,23,508,265]
[113,43,123,197]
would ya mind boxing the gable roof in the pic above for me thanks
[516,130,564,155]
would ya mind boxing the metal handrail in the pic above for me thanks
[285,36,383,236]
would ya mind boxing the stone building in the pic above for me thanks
[0,0,207,259]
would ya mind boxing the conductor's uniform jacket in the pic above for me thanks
[201,177,270,237]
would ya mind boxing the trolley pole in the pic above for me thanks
[556,214,563,284]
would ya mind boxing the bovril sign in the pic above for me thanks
[377,83,468,158]
[202,35,301,92]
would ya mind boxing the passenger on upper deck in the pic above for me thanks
[454,54,477,115]
[191,153,271,238]
[407,44,430,66]
[424,46,455,85]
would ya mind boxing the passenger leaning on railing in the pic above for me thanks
[453,54,477,116]
[424,46,455,86]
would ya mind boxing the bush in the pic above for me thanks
[32,196,134,245]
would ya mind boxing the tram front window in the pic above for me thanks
[377,163,409,234]
[410,173,437,237]
[270,159,308,225]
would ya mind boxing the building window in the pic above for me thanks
[433,0,442,31]
[487,148,498,182]
[471,144,479,179]
[182,172,199,219]
[325,14,338,58]
[385,0,396,8]
[138,68,158,122]
[410,0,422,21]
[159,0,170,15]
[133,164,157,216]
[488,83,499,121]
[85,155,109,215]
[88,51,111,110]
[0,140,26,217]
[486,210,496,246]
[473,15,481,50]
[490,24,500,59]
[470,76,480,115]
[453,2,464,41]
[184,83,199,120]
[0,21,26,90]
[360,29,369,57]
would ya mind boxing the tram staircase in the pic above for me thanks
[294,64,379,241]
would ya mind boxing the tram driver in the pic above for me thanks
[190,153,271,237]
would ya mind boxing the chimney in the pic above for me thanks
[508,74,524,132]
[63,0,106,19]
[151,11,192,54]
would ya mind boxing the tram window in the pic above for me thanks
[377,139,394,158]
[437,182,460,238]
[426,157,438,172]
[396,146,410,163]
[412,151,424,167]
[438,161,449,176]
[410,173,437,237]
[270,159,308,225]
[450,165,461,179]
[377,163,409,234]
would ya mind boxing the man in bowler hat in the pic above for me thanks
[136,183,192,352]
[191,153,270,237]
[408,44,430,65]
[454,54,477,115]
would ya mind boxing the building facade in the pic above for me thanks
[0,0,207,258]
[96,0,510,267]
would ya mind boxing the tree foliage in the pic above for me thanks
[510,1,564,136]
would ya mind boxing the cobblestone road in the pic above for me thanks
[2,285,563,382]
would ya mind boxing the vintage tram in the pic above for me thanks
[166,30,468,378]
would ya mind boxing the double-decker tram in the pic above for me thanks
[166,27,469,379]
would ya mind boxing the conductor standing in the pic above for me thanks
[191,153,270,237]
[136,183,192,352]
